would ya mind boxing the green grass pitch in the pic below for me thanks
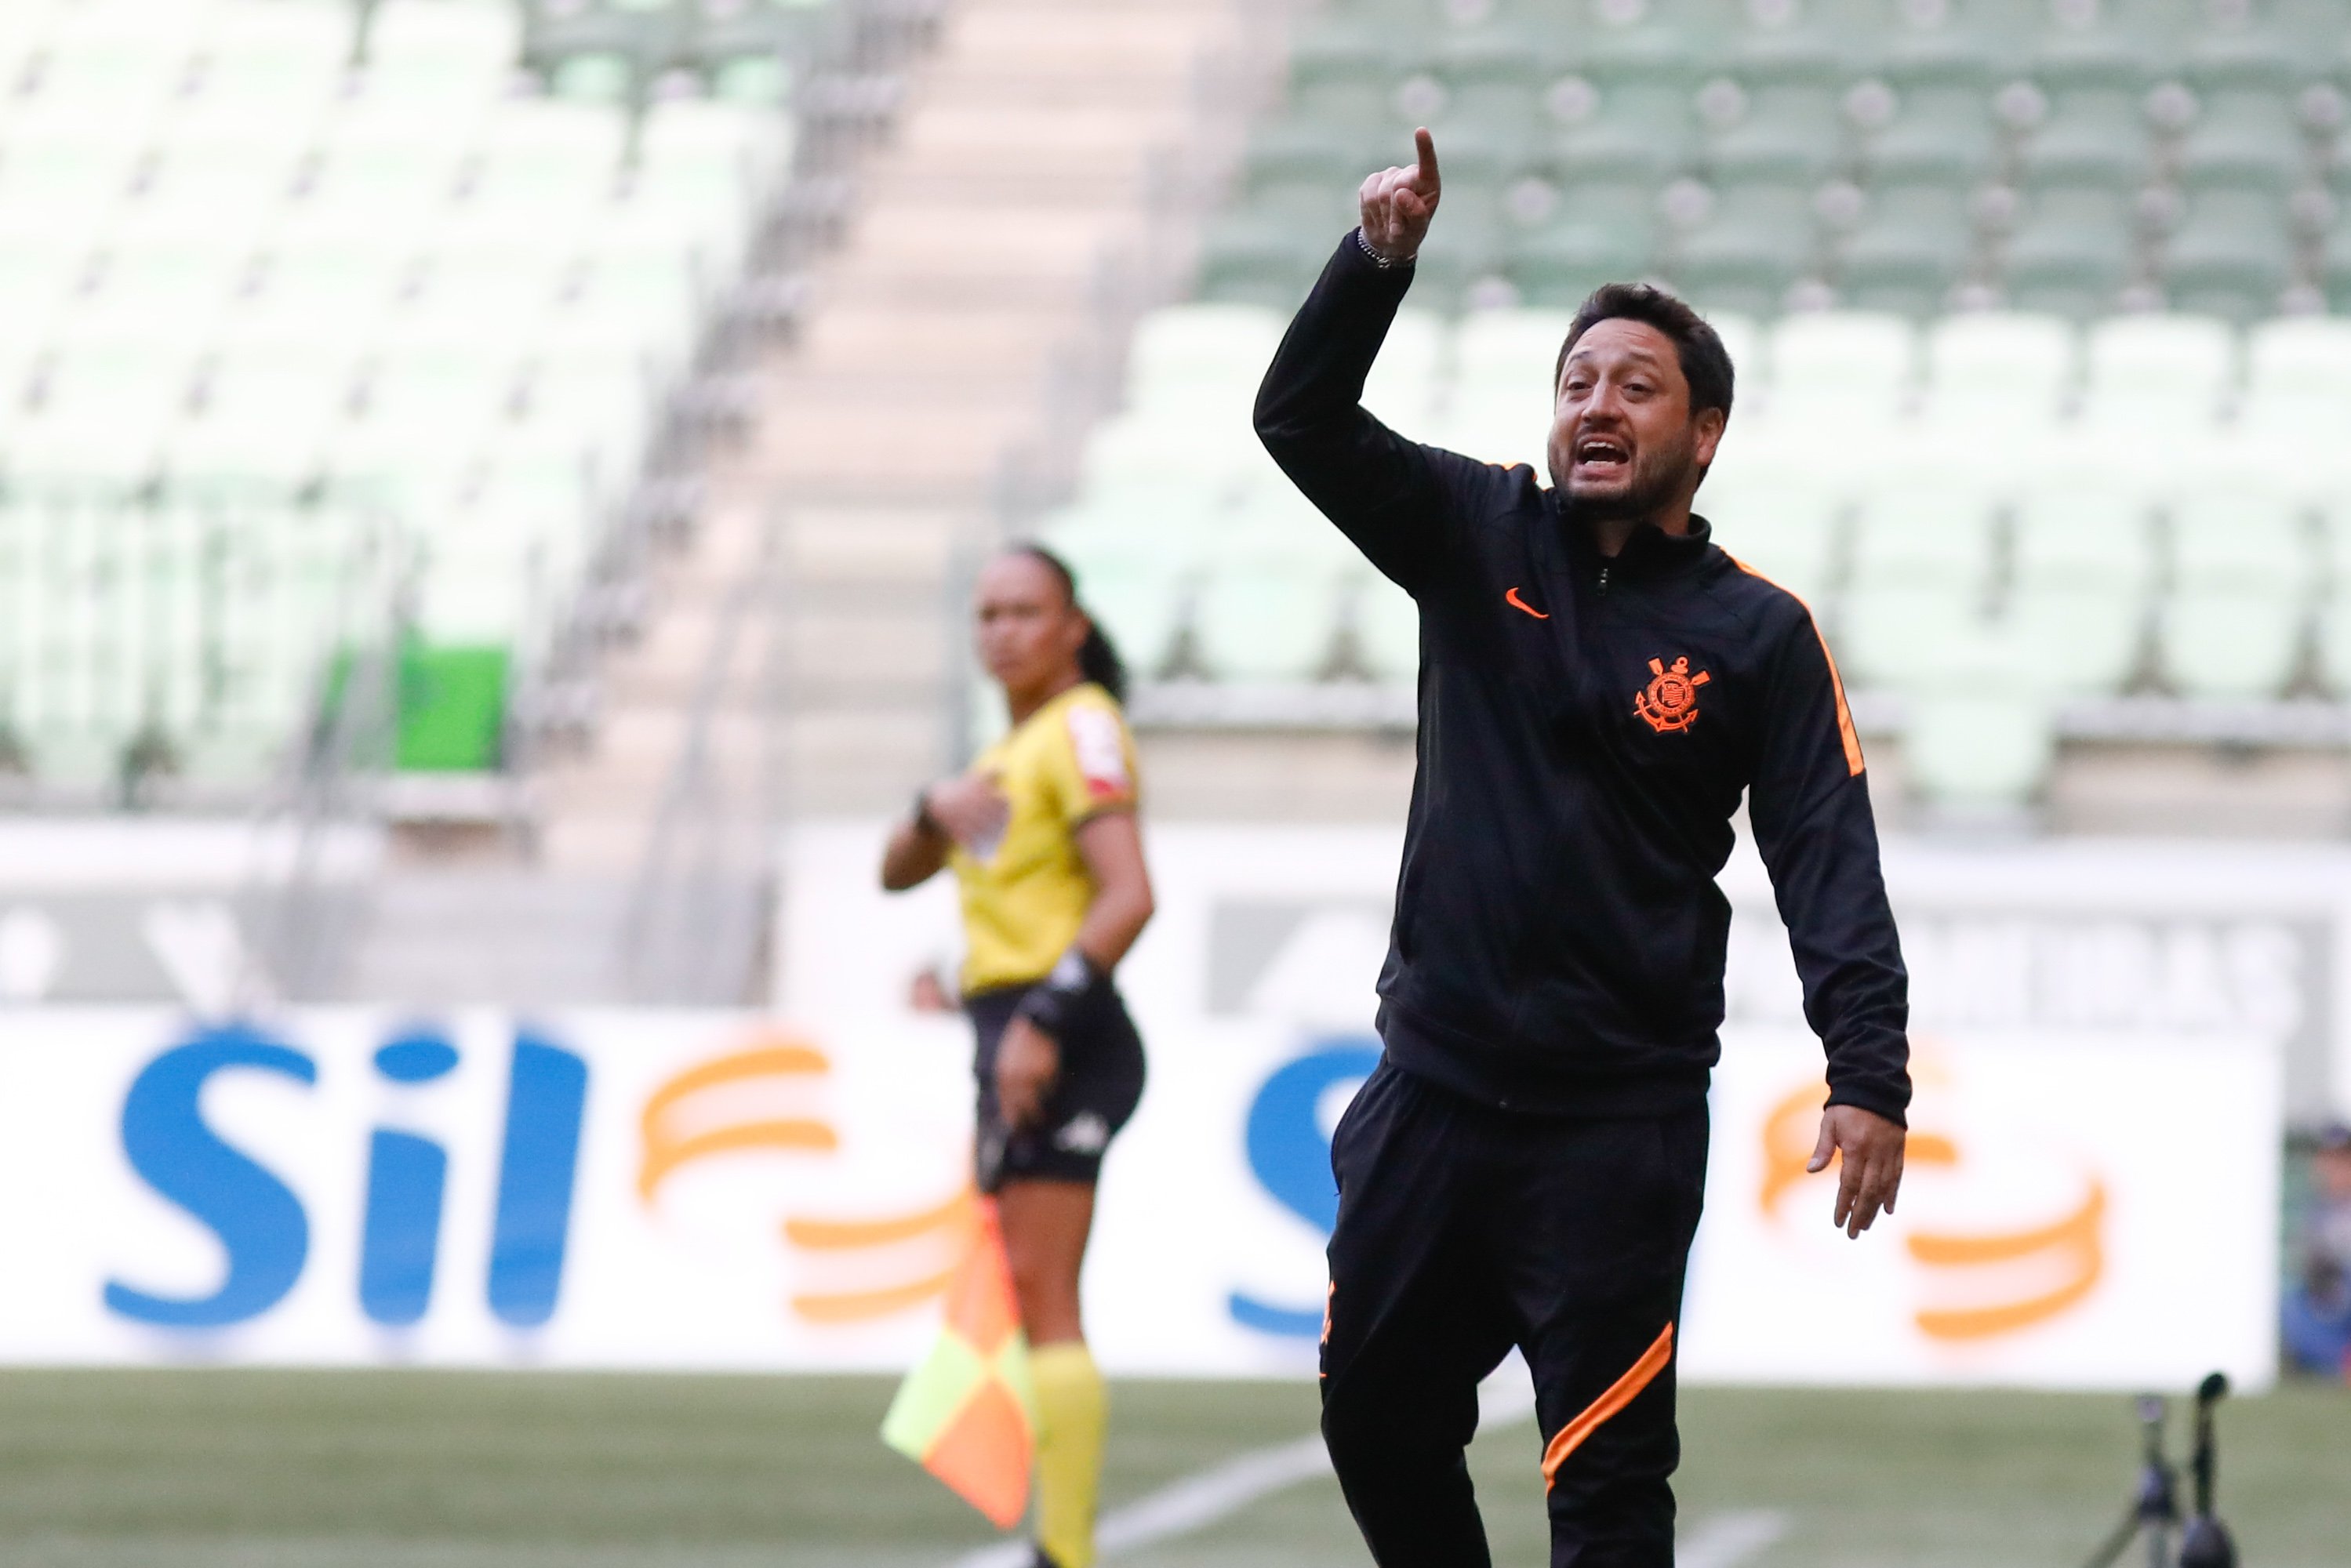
[0,1370,2342,1566]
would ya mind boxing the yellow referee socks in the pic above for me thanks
[1030,1341,1106,1568]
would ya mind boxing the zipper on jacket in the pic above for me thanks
[1597,564,1612,595]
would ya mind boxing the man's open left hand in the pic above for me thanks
[1808,1105,1906,1240]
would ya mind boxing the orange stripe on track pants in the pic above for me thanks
[1540,1323,1676,1491]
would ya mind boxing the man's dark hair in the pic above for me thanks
[1553,283,1735,419]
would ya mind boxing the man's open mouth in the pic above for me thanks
[1574,436,1630,472]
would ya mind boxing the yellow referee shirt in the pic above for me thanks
[950,682,1140,994]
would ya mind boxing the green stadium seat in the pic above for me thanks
[1433,18,1559,93]
[1702,82,1848,183]
[1500,181,1659,305]
[2171,487,2308,593]
[521,0,683,106]
[2015,87,2152,187]
[1288,74,1397,140]
[2080,314,2236,433]
[2023,13,2157,91]
[1217,482,1359,568]
[1920,311,2076,431]
[2161,189,2294,319]
[198,2,358,100]
[1077,413,1257,515]
[411,222,576,343]
[1837,182,1975,314]
[2240,317,2351,437]
[1430,394,1550,471]
[2008,584,2144,694]
[569,226,706,358]
[13,332,202,485]
[1417,81,1545,187]
[1703,468,1841,601]
[307,101,476,222]
[1050,543,1187,679]
[636,96,790,214]
[1403,184,1508,312]
[1873,0,2019,87]
[1836,582,1984,689]
[135,125,312,227]
[1766,309,1917,424]
[368,0,523,85]
[2313,206,2351,311]
[1721,4,1857,86]
[2000,184,2136,317]
[1904,690,2058,808]
[33,2,201,107]
[2317,600,2351,696]
[1192,556,1347,681]
[522,341,658,475]
[249,212,420,332]
[2012,474,2157,594]
[1125,304,1285,412]
[1564,0,1721,86]
[471,101,631,213]
[2175,88,2306,191]
[2160,590,2305,699]
[1666,180,1819,315]
[686,0,834,96]
[85,217,253,332]
[1288,14,1412,93]
[0,219,96,325]
[165,337,356,494]
[1453,307,1575,394]
[2157,485,2311,696]
[1363,310,1449,428]
[1541,78,1700,182]
[1196,206,1324,310]
[1353,574,1419,682]
[0,101,151,213]
[1862,84,2000,182]
[1849,486,1998,593]
[2179,11,2324,91]
[394,641,512,771]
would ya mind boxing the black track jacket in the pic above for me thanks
[1254,234,1911,1126]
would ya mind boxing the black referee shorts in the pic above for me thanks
[967,982,1146,1192]
[1321,1058,1709,1568]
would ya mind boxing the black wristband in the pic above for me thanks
[1013,948,1106,1040]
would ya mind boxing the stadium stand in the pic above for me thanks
[0,0,818,804]
[1033,0,2351,818]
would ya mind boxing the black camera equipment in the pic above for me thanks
[2176,1374,2237,1568]
[2080,1374,2237,1568]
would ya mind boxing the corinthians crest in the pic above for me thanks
[1633,655,1710,734]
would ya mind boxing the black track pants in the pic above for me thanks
[1320,1059,1710,1568]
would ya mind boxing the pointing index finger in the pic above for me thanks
[1414,126,1441,191]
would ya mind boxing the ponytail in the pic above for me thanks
[1012,542,1129,706]
[1077,619,1128,705]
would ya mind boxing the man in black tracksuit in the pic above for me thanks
[1253,131,1912,1566]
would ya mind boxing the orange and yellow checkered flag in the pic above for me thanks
[880,1196,1037,1528]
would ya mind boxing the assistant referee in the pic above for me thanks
[1254,129,1912,1564]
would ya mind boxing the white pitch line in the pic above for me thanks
[1680,1508,1791,1568]
[946,1359,1782,1567]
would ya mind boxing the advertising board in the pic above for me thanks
[0,822,2295,1385]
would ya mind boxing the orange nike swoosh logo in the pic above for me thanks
[1506,586,1549,619]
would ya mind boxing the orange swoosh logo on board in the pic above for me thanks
[1505,586,1549,619]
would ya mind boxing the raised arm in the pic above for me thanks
[1252,130,1474,596]
[1746,609,1912,1236]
